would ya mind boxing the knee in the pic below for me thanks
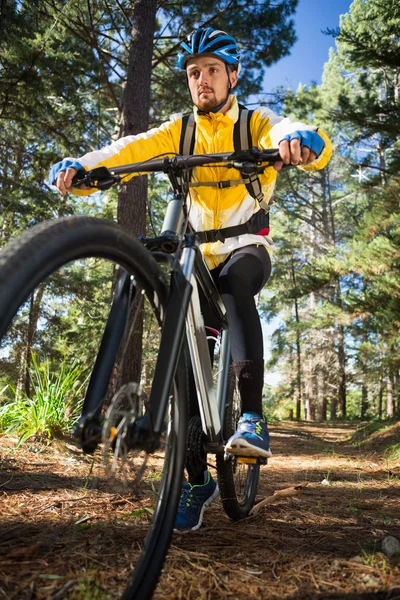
[218,268,249,297]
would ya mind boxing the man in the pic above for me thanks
[50,27,332,532]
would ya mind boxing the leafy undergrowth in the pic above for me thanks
[0,421,399,599]
[0,355,86,445]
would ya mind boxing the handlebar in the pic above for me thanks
[71,148,282,190]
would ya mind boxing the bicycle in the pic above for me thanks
[0,147,281,599]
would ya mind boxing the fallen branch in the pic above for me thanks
[250,483,308,516]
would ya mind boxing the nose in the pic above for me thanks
[198,71,208,86]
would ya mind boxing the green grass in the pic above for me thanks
[343,420,391,445]
[385,442,400,462]
[76,578,111,600]
[0,353,86,446]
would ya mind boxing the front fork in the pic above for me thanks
[74,271,132,453]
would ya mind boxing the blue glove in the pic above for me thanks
[281,130,325,157]
[48,159,84,186]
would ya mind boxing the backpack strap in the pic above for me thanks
[234,103,252,151]
[179,113,196,156]
[234,105,264,203]
[195,210,270,244]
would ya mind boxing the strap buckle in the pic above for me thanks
[215,230,226,243]
[217,181,231,189]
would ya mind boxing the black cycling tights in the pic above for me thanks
[187,245,271,484]
[199,245,271,362]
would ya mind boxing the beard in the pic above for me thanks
[198,96,218,111]
[194,86,229,112]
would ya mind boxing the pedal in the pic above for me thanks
[236,456,268,465]
[223,452,268,465]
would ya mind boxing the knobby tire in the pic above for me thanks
[216,367,260,519]
[0,217,188,600]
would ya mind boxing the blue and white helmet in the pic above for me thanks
[176,27,240,70]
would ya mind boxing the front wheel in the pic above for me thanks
[0,217,188,599]
[216,367,260,520]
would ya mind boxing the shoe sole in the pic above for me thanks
[225,439,272,458]
[174,485,220,534]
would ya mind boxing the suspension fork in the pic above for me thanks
[74,270,133,452]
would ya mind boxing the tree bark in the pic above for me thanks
[337,321,346,418]
[117,0,157,388]
[290,256,302,420]
[306,350,316,421]
[361,383,368,419]
[17,285,45,397]
[378,376,383,419]
[394,369,400,416]
[118,0,157,236]
[316,368,325,421]
[387,373,394,418]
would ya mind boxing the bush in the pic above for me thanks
[0,353,86,445]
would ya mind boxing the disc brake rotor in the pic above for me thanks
[102,382,149,489]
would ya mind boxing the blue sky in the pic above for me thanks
[264,0,353,90]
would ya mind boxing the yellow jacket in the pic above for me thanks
[68,95,332,268]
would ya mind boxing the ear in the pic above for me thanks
[229,69,238,89]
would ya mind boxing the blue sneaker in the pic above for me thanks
[225,412,272,458]
[174,471,219,532]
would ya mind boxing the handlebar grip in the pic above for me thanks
[71,166,119,190]
[71,168,90,187]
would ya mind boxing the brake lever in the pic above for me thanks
[72,166,121,190]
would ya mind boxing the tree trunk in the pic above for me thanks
[329,396,336,420]
[337,321,346,418]
[326,170,344,421]
[306,352,316,421]
[116,0,157,388]
[361,383,368,419]
[290,257,302,421]
[321,395,328,421]
[394,370,400,416]
[378,375,383,419]
[387,373,394,418]
[316,368,325,421]
[16,285,45,397]
[295,326,302,421]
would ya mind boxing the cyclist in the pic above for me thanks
[50,27,332,532]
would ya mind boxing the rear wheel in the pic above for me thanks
[216,367,260,520]
[0,217,188,599]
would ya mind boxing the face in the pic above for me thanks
[186,55,238,113]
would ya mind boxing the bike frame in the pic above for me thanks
[138,192,231,451]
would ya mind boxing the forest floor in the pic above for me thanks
[0,420,399,600]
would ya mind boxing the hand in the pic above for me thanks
[56,167,77,195]
[274,130,325,171]
[48,159,84,194]
[274,139,317,171]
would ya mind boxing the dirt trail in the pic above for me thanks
[1,421,399,599]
